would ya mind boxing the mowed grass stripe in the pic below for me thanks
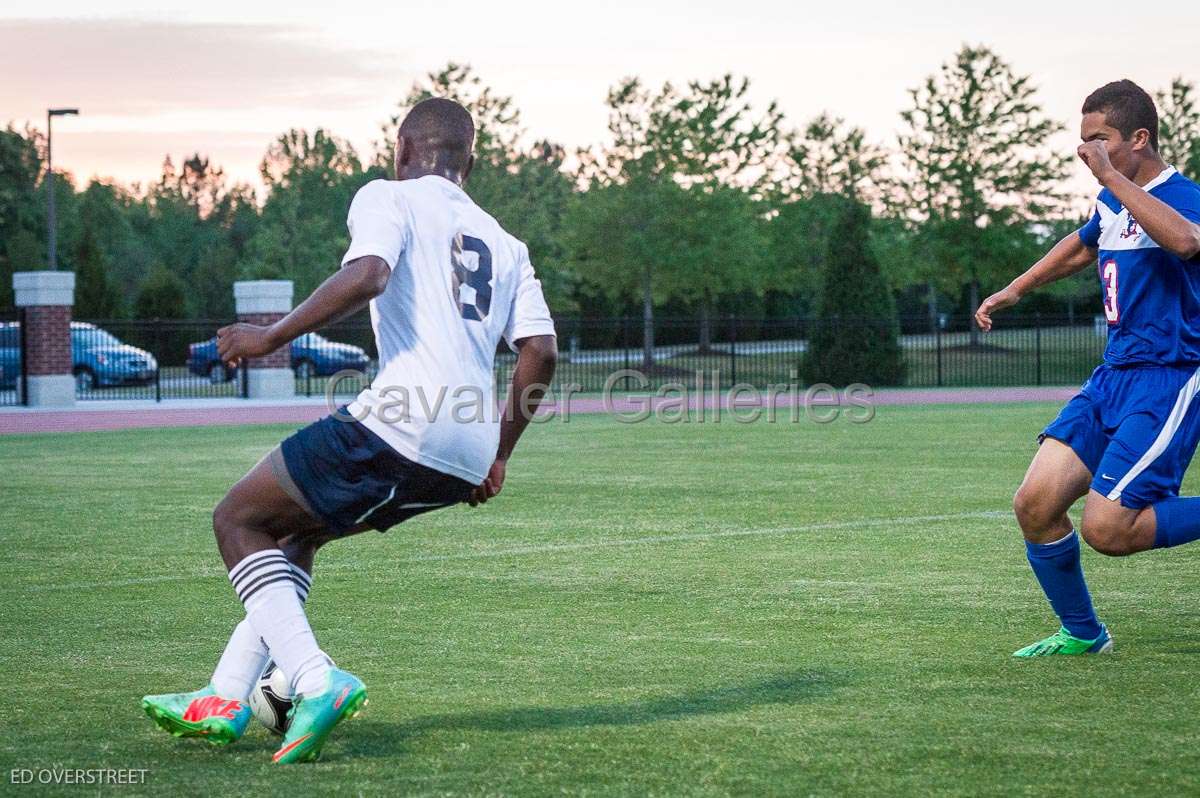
[6,510,1005,592]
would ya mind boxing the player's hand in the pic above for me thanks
[468,459,506,507]
[1077,140,1118,185]
[216,323,281,367]
[975,286,1021,332]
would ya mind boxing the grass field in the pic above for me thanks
[2,404,1199,796]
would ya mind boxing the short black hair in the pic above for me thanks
[1082,79,1159,151]
[398,98,475,171]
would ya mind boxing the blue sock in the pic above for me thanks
[1025,531,1103,640]
[1152,497,1200,549]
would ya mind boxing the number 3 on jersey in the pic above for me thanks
[452,234,493,322]
[1101,258,1119,324]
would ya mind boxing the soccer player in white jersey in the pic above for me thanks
[141,99,558,763]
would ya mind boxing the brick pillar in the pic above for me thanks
[13,271,76,407]
[234,280,294,399]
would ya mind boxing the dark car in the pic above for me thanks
[186,332,371,383]
[0,322,158,391]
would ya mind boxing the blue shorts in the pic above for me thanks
[278,411,474,534]
[1042,364,1200,509]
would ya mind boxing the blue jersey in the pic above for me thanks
[1080,167,1200,366]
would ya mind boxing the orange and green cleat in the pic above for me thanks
[141,684,252,746]
[272,668,367,764]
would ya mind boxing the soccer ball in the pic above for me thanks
[249,662,293,735]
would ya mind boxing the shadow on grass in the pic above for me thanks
[341,668,843,759]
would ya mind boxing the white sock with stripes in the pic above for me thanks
[212,563,312,700]
[229,550,330,698]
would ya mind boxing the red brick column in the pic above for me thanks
[23,306,72,376]
[233,281,294,399]
[237,312,291,370]
[13,271,76,406]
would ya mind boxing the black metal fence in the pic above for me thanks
[2,314,1108,405]
[536,315,1106,393]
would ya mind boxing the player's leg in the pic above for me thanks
[144,430,374,754]
[265,425,473,762]
[207,450,330,704]
[213,443,363,679]
[142,452,337,745]
[214,448,370,764]
[1079,493,1157,555]
[1080,366,1200,556]
[206,528,353,736]
[209,532,327,707]
[1013,438,1092,543]
[1011,437,1110,656]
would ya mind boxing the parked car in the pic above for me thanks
[186,332,371,383]
[0,321,158,391]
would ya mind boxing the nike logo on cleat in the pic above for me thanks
[182,696,244,722]
[334,686,352,710]
[273,733,313,763]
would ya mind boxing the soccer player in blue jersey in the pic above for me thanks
[976,79,1200,657]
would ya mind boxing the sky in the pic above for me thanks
[3,1,1199,196]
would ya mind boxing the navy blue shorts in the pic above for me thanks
[1042,364,1200,509]
[278,412,474,534]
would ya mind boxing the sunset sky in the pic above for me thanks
[4,2,1199,195]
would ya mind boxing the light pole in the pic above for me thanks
[46,107,80,271]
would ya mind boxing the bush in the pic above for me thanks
[802,198,906,387]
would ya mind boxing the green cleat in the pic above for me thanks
[1013,625,1113,658]
[272,668,367,764]
[141,684,252,746]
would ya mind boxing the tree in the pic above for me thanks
[766,193,848,318]
[73,227,122,319]
[783,113,890,204]
[898,45,1070,342]
[1157,78,1200,178]
[564,178,683,367]
[768,115,893,319]
[133,154,243,317]
[134,265,187,320]
[0,125,44,310]
[680,184,768,351]
[375,62,521,175]
[573,74,782,363]
[242,129,365,298]
[581,75,782,192]
[802,199,905,386]
[66,181,145,314]
[133,265,191,363]
[193,183,258,319]
[483,141,579,312]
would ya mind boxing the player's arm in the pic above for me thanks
[1078,141,1200,260]
[216,257,390,366]
[975,231,1096,332]
[469,334,558,507]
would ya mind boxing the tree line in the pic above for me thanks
[3,45,1200,365]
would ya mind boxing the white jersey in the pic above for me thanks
[339,176,555,484]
